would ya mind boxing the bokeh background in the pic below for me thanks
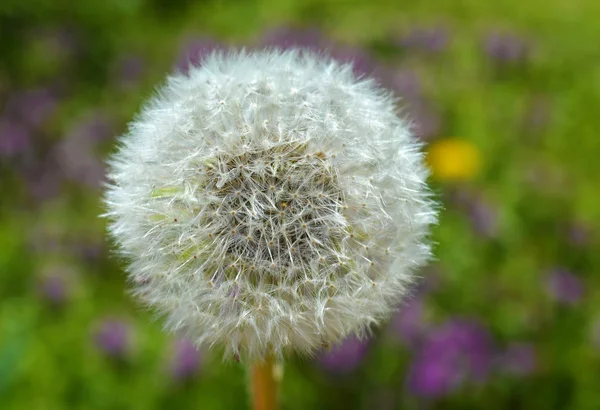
[1,0,599,409]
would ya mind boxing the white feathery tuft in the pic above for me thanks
[103,48,437,362]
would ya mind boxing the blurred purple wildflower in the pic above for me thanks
[169,338,201,380]
[498,342,537,376]
[447,186,473,208]
[259,28,379,80]
[406,102,441,140]
[328,45,376,78]
[392,297,426,346]
[113,54,145,88]
[545,268,584,306]
[176,37,221,74]
[406,318,494,398]
[67,113,113,143]
[4,88,58,127]
[55,150,104,187]
[0,120,30,157]
[55,113,112,188]
[75,159,106,188]
[38,274,68,305]
[484,32,529,63]
[23,159,63,201]
[390,267,439,345]
[392,68,422,101]
[77,241,104,262]
[447,188,499,238]
[94,319,131,358]
[318,336,369,374]
[467,198,499,238]
[259,26,323,50]
[398,26,449,53]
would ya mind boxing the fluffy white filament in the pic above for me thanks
[104,49,437,362]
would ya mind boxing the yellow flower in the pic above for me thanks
[426,138,481,181]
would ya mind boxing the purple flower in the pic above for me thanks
[407,349,463,397]
[484,32,529,63]
[74,158,106,189]
[447,186,473,208]
[38,275,68,305]
[392,68,422,101]
[176,37,221,74]
[398,26,449,53]
[392,297,426,346]
[545,268,584,305]
[74,240,104,262]
[169,338,201,380]
[55,142,105,188]
[406,318,494,397]
[259,26,323,50]
[328,45,376,78]
[260,29,378,80]
[94,319,132,358]
[448,189,499,238]
[318,336,369,374]
[0,120,30,157]
[55,114,112,188]
[406,102,441,140]
[113,54,145,88]
[498,342,537,376]
[4,88,58,127]
[467,198,498,238]
[23,159,63,201]
[66,113,113,143]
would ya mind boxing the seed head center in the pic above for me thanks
[201,143,346,274]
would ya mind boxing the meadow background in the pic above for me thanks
[1,0,600,409]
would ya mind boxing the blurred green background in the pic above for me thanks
[1,0,599,409]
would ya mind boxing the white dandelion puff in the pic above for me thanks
[103,48,437,362]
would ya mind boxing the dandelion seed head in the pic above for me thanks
[104,49,437,362]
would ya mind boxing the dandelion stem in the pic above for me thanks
[250,356,280,410]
